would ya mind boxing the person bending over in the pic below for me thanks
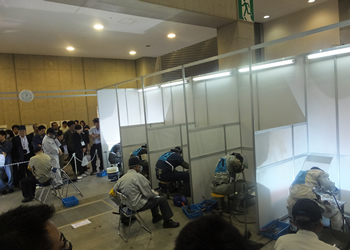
[275,198,335,250]
[111,157,180,228]
[174,214,250,250]
[155,147,190,195]
[287,167,342,231]
[0,204,72,250]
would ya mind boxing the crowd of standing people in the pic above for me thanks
[0,118,104,203]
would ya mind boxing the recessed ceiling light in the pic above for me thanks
[66,47,74,51]
[167,33,176,38]
[129,51,136,55]
[94,24,104,30]
[308,0,315,3]
[264,15,270,19]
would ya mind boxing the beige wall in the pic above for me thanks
[263,0,340,61]
[0,54,136,128]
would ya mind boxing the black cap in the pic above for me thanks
[171,146,182,154]
[292,199,323,223]
[75,124,82,130]
[18,125,26,131]
[46,128,57,135]
[129,157,141,167]
[93,118,99,123]
[33,146,42,153]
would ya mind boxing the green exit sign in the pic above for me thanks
[238,0,254,22]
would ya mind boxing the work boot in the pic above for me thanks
[1,190,7,195]
[8,189,14,193]
[21,197,34,203]
[163,219,180,228]
[152,214,163,224]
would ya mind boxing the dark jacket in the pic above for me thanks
[72,132,86,158]
[12,135,33,162]
[64,130,75,153]
[0,140,13,165]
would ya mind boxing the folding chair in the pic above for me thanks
[35,178,54,204]
[116,191,151,242]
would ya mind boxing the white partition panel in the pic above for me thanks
[117,89,128,126]
[192,81,208,127]
[307,59,337,155]
[226,124,241,150]
[148,126,181,152]
[340,156,350,213]
[189,127,225,157]
[172,85,186,124]
[206,76,239,125]
[162,87,173,125]
[257,161,294,227]
[191,153,223,204]
[126,89,142,125]
[293,124,308,156]
[97,89,120,169]
[255,127,293,168]
[145,88,164,124]
[120,125,146,171]
[337,55,350,156]
[257,56,306,130]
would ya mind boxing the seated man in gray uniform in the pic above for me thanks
[111,157,180,228]
[275,198,336,250]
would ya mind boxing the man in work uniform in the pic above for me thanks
[287,167,343,231]
[155,147,190,196]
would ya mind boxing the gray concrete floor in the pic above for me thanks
[0,163,275,250]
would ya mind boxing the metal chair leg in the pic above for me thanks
[136,214,152,234]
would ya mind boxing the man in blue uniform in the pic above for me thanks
[155,147,190,195]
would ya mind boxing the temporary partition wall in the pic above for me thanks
[97,89,120,170]
[96,21,350,230]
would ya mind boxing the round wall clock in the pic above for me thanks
[19,90,34,102]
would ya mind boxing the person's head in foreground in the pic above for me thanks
[292,198,324,233]
[129,156,142,173]
[174,214,250,250]
[0,204,72,250]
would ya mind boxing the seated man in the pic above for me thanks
[131,144,148,177]
[174,214,250,250]
[0,204,72,250]
[275,198,336,250]
[111,157,180,229]
[287,167,343,231]
[109,142,123,174]
[210,153,246,211]
[155,146,189,182]
[20,147,52,203]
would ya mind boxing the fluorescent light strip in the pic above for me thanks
[307,47,350,59]
[138,86,159,92]
[193,72,231,81]
[161,81,185,88]
[238,59,295,73]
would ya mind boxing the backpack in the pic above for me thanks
[173,194,188,207]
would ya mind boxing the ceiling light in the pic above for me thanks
[167,33,176,38]
[264,15,270,19]
[308,0,315,3]
[129,51,136,55]
[138,86,159,92]
[193,72,231,81]
[66,47,74,51]
[94,24,104,30]
[238,59,295,73]
[161,80,186,88]
[308,47,350,59]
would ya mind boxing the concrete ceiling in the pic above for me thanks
[0,0,332,59]
[0,0,217,59]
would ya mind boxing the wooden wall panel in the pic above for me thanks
[0,54,136,129]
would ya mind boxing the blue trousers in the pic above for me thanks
[0,165,14,191]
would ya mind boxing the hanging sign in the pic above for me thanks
[238,0,254,22]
